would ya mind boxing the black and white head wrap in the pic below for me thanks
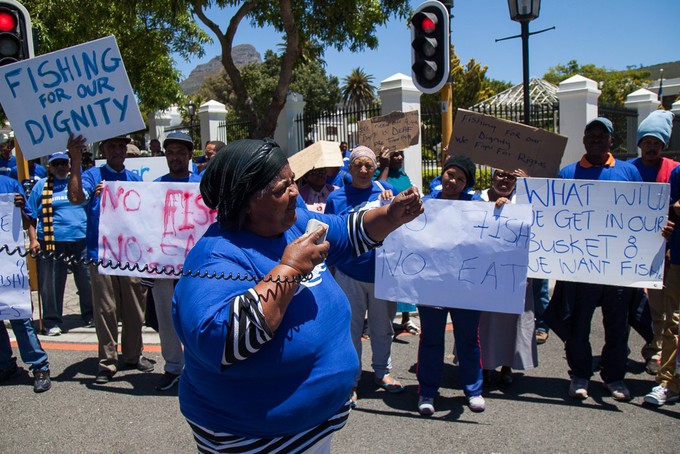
[200,139,288,229]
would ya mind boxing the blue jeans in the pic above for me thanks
[0,319,49,372]
[417,306,482,398]
[533,278,550,333]
[39,239,93,329]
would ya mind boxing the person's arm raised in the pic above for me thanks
[362,186,424,242]
[66,134,87,205]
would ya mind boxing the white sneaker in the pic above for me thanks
[604,381,631,401]
[417,396,435,416]
[644,385,680,406]
[467,395,485,412]
[568,377,589,399]
[45,326,62,336]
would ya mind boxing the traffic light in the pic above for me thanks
[0,0,34,67]
[410,0,449,94]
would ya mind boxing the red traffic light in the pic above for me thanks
[421,16,436,34]
[0,10,18,32]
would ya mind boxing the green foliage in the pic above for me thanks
[474,167,492,191]
[20,0,210,116]
[341,68,377,109]
[543,60,651,107]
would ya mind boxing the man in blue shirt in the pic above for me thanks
[67,134,154,385]
[0,141,16,177]
[27,151,93,336]
[0,175,51,392]
[150,132,201,391]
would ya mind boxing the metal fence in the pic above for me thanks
[598,105,638,159]
[216,118,252,143]
[294,104,382,148]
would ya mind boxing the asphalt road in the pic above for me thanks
[1,280,678,453]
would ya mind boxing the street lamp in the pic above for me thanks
[507,0,540,125]
[187,100,196,143]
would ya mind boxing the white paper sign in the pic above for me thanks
[375,199,532,314]
[0,36,145,159]
[0,195,31,320]
[95,156,171,182]
[515,177,669,288]
[97,181,216,278]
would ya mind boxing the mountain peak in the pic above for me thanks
[180,44,262,95]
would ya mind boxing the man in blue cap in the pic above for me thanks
[27,151,93,336]
[549,118,644,402]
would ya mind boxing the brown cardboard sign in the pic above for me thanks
[450,109,567,177]
[357,110,420,152]
[288,140,344,180]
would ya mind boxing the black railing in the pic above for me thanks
[217,119,251,143]
[598,105,638,158]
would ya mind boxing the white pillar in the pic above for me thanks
[556,75,601,168]
[377,73,423,192]
[148,110,173,142]
[198,100,228,147]
[274,92,305,157]
[624,88,661,156]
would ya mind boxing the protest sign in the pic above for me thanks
[288,140,344,180]
[450,109,567,177]
[95,156,173,182]
[0,36,145,159]
[375,199,532,314]
[98,182,216,278]
[0,194,31,320]
[357,110,419,152]
[515,178,668,288]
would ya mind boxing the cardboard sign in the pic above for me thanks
[357,110,420,152]
[97,181,217,278]
[0,36,145,159]
[515,178,668,288]
[450,109,567,177]
[375,199,532,314]
[288,140,344,180]
[0,195,31,320]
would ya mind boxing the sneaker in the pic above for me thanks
[0,364,20,382]
[44,326,62,336]
[568,377,589,399]
[535,330,549,345]
[33,370,51,393]
[123,356,156,373]
[645,358,661,376]
[468,395,486,412]
[418,396,435,415]
[94,370,114,385]
[155,372,180,391]
[500,366,513,387]
[644,385,680,406]
[84,319,95,328]
[604,381,631,401]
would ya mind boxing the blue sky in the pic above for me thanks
[174,0,678,87]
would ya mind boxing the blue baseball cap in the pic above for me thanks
[585,117,614,134]
[48,151,69,163]
[163,132,194,151]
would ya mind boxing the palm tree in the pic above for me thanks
[341,68,376,111]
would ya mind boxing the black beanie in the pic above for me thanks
[200,139,288,229]
[443,155,476,189]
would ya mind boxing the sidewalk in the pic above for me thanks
[6,274,160,346]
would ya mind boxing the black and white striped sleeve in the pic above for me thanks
[222,288,274,366]
[347,209,383,257]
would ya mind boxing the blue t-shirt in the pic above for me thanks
[27,177,88,241]
[81,165,143,260]
[172,208,358,437]
[425,189,481,202]
[154,173,202,183]
[324,181,394,282]
[0,155,16,177]
[0,175,31,217]
[557,159,642,182]
[9,163,47,181]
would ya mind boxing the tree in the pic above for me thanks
[341,68,377,110]
[190,0,410,138]
[21,0,210,116]
[198,50,341,131]
[543,60,651,106]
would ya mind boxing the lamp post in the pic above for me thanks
[187,100,196,144]
[507,0,540,126]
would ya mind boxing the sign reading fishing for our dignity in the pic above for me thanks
[97,182,217,278]
[450,109,567,178]
[0,194,31,320]
[0,36,145,160]
[374,199,533,315]
[357,110,420,152]
[515,178,669,288]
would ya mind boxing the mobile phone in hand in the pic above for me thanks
[305,219,328,245]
